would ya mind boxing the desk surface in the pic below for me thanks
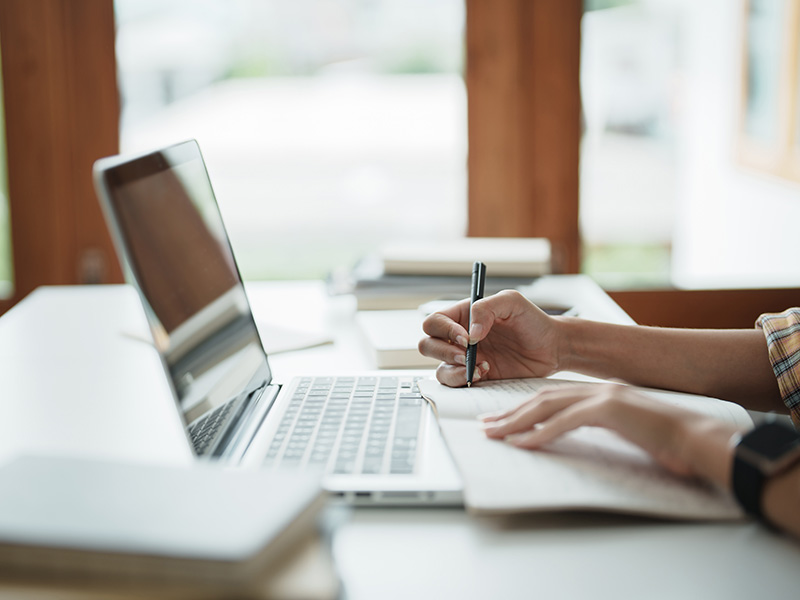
[1,276,799,599]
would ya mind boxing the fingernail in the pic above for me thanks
[480,361,489,373]
[472,370,481,382]
[454,353,466,365]
[456,335,468,348]
[468,324,483,344]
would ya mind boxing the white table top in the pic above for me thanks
[1,277,799,598]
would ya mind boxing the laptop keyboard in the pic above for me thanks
[263,376,425,475]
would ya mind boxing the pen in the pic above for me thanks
[466,261,486,387]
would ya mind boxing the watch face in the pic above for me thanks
[742,421,800,460]
[737,421,800,477]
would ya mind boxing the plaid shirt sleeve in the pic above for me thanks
[756,308,800,427]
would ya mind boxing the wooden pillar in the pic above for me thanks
[0,0,122,308]
[466,0,582,273]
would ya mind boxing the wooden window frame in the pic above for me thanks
[465,0,582,275]
[0,0,122,315]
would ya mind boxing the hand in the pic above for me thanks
[481,383,741,483]
[418,290,563,387]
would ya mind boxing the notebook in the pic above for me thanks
[419,377,752,520]
[93,140,462,505]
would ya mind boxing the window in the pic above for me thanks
[581,0,800,290]
[115,0,467,280]
[580,0,678,288]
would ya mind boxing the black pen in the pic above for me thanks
[466,261,486,387]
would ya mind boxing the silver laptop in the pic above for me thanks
[93,139,462,505]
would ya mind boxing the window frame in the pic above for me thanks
[0,0,122,315]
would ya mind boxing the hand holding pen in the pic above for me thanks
[419,270,563,388]
[466,261,486,387]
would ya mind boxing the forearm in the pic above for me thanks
[556,318,783,411]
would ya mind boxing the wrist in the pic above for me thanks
[553,316,613,377]
[680,417,740,488]
[551,315,582,373]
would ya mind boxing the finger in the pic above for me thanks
[435,363,467,387]
[481,386,599,438]
[418,336,467,365]
[504,398,607,449]
[478,384,574,423]
[435,361,489,388]
[422,305,470,348]
[479,402,532,423]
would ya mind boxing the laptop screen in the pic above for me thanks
[95,140,272,428]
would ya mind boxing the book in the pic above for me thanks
[418,377,752,520]
[327,242,545,310]
[356,310,441,369]
[0,456,337,598]
[332,269,536,311]
[379,238,552,277]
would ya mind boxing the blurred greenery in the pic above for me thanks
[225,37,458,79]
[584,0,637,11]
[582,242,671,289]
[382,47,447,74]
[227,54,289,78]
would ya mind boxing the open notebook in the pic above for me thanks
[419,377,752,521]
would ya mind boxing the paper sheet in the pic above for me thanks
[418,377,751,520]
[256,322,333,355]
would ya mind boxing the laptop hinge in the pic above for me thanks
[220,384,281,464]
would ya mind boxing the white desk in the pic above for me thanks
[1,276,799,599]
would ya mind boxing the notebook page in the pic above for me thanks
[418,377,754,428]
[418,378,750,520]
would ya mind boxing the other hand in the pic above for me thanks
[481,383,741,481]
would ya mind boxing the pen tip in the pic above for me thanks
[467,382,471,388]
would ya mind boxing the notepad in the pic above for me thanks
[418,377,752,520]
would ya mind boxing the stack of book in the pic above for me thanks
[0,456,338,599]
[329,237,552,310]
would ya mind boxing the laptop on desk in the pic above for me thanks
[93,139,462,505]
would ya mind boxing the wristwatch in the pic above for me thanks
[731,420,800,519]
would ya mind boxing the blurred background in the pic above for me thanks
[2,0,800,293]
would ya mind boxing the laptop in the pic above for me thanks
[93,139,462,505]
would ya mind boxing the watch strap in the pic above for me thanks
[732,452,765,518]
